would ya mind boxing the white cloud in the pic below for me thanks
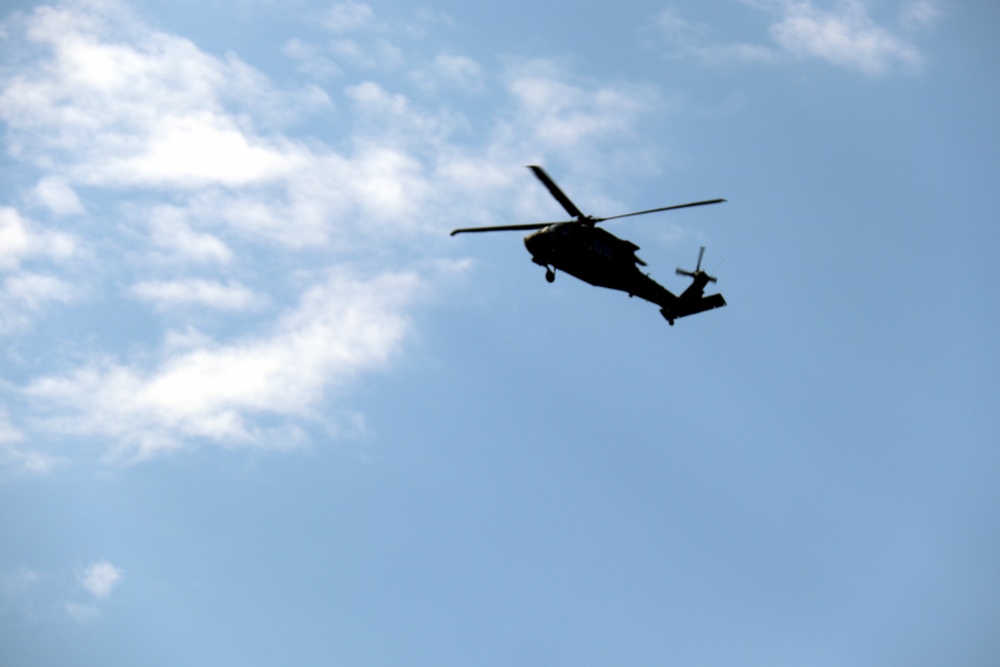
[0,206,76,270]
[0,272,77,333]
[324,1,375,34]
[0,410,23,445]
[502,61,661,155]
[130,278,264,312]
[292,0,448,73]
[0,207,79,332]
[106,112,310,189]
[0,1,324,189]
[434,54,483,87]
[768,0,923,75]
[0,409,67,475]
[0,209,37,269]
[658,2,939,76]
[28,270,423,461]
[31,177,85,216]
[3,562,121,622]
[160,144,440,251]
[4,272,76,308]
[78,560,122,599]
[145,205,233,264]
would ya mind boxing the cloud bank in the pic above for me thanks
[0,0,663,466]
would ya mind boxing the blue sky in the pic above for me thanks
[1,0,998,664]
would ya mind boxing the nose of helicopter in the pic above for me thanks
[523,229,552,264]
[525,226,563,268]
[523,229,542,254]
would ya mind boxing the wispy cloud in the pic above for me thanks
[0,207,77,271]
[656,1,941,76]
[286,1,405,72]
[0,409,68,476]
[30,177,85,216]
[766,0,926,75]
[656,8,778,65]
[77,560,123,599]
[2,561,121,622]
[497,58,664,174]
[1,272,77,330]
[64,560,122,621]
[130,279,265,312]
[28,270,424,462]
[0,444,68,476]
[324,1,375,34]
[410,54,486,93]
[899,0,942,30]
[0,206,79,332]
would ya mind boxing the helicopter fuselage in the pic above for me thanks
[523,223,674,306]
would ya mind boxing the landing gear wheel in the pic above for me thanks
[545,268,555,283]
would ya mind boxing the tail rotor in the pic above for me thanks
[676,246,717,283]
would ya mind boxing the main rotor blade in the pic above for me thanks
[597,198,726,222]
[527,165,586,220]
[450,222,552,236]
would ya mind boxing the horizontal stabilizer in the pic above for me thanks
[659,293,726,325]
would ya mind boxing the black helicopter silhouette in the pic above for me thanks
[451,165,727,325]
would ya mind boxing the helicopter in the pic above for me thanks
[450,165,727,325]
